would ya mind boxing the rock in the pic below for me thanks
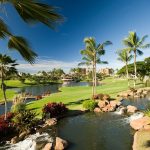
[119,92,129,97]
[94,107,101,113]
[115,106,127,115]
[102,107,108,112]
[45,118,57,126]
[127,105,138,113]
[55,137,68,150]
[103,94,110,101]
[97,93,104,100]
[133,129,150,150]
[136,89,143,94]
[143,125,150,130]
[116,101,122,106]
[11,136,18,144]
[110,101,117,108]
[130,116,150,130]
[98,100,109,109]
[42,143,52,150]
[19,131,28,141]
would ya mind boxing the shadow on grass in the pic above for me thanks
[65,98,89,106]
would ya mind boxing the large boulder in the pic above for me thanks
[55,137,68,150]
[11,136,19,144]
[98,100,109,109]
[127,105,138,113]
[110,101,117,108]
[42,143,52,150]
[133,129,150,150]
[115,106,127,115]
[94,107,101,113]
[130,116,150,130]
[45,118,57,126]
[103,94,110,101]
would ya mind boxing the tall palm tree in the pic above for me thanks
[123,32,150,87]
[117,48,133,86]
[79,37,112,97]
[0,54,18,120]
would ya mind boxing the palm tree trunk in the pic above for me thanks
[125,62,129,87]
[1,66,7,120]
[133,50,137,87]
[94,58,97,95]
[92,63,95,98]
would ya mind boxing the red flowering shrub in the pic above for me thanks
[42,102,68,118]
[0,112,14,121]
[0,112,15,139]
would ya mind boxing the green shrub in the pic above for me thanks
[13,110,38,133]
[11,103,26,113]
[83,100,97,111]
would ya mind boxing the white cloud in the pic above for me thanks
[16,58,80,73]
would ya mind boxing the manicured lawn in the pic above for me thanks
[0,80,35,102]
[27,78,144,117]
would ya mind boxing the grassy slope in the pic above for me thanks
[27,78,144,116]
[0,80,35,102]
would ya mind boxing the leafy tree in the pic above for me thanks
[117,59,150,81]
[79,37,112,97]
[123,32,150,87]
[0,54,18,120]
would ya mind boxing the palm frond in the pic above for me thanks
[8,36,37,64]
[10,0,63,29]
[137,35,148,46]
[136,49,143,56]
[0,18,11,38]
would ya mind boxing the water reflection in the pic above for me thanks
[57,112,133,150]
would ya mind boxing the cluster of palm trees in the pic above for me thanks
[80,32,150,98]
[117,32,150,87]
[0,0,63,120]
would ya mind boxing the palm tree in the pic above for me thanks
[123,32,150,87]
[117,48,133,86]
[79,37,112,97]
[0,54,18,120]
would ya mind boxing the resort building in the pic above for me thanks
[99,68,114,76]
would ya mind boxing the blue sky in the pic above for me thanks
[0,0,150,73]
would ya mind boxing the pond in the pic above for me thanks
[56,95,150,150]
[56,112,133,150]
[12,81,94,96]
[0,82,95,115]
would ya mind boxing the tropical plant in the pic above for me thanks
[79,37,112,97]
[0,54,18,120]
[11,103,26,113]
[42,102,68,118]
[117,48,133,86]
[13,110,38,133]
[0,112,15,139]
[123,32,150,87]
[83,100,97,111]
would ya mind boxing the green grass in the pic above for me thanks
[0,80,36,102]
[27,78,144,116]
